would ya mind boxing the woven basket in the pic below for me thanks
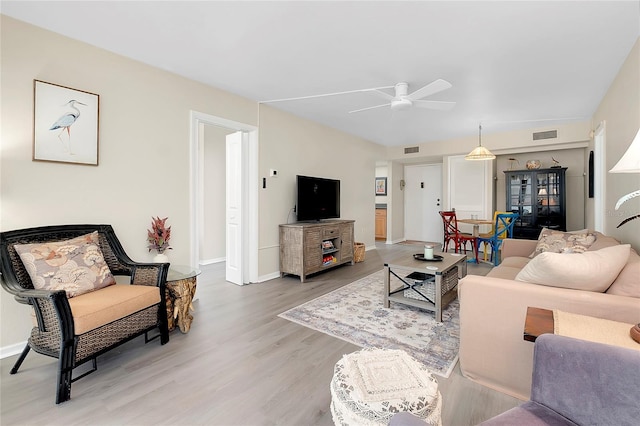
[353,242,365,263]
[403,267,458,301]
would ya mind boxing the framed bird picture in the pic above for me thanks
[33,80,100,165]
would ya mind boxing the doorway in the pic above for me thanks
[404,164,443,244]
[189,111,258,285]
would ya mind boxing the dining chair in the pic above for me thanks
[439,210,479,263]
[478,211,509,262]
[477,212,519,266]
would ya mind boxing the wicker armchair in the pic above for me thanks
[0,224,170,404]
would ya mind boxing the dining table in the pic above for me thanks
[457,218,494,237]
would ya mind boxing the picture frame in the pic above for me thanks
[33,80,100,166]
[375,177,387,196]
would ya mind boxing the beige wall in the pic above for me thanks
[590,38,640,249]
[0,16,384,350]
[200,124,232,263]
[256,105,385,276]
[386,121,592,161]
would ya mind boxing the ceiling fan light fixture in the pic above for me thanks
[465,124,496,161]
[391,98,413,111]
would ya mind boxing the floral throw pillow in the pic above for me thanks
[15,231,116,298]
[529,228,596,258]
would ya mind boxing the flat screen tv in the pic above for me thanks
[296,175,340,221]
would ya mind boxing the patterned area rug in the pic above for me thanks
[278,270,459,378]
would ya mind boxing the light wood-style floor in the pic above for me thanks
[1,243,521,425]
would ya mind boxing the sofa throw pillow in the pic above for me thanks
[605,248,640,298]
[516,244,631,292]
[529,228,596,258]
[15,231,116,298]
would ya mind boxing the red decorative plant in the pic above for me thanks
[147,216,172,253]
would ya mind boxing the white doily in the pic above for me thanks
[330,348,442,426]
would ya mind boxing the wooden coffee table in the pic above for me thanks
[523,307,554,342]
[383,252,467,322]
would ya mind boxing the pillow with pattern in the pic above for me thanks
[529,228,596,258]
[15,231,116,298]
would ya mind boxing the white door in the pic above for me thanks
[447,155,493,235]
[226,131,247,285]
[404,164,443,243]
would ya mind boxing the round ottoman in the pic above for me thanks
[330,348,442,426]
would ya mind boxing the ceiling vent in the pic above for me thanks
[533,130,558,141]
[404,146,419,154]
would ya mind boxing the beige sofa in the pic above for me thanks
[458,232,640,400]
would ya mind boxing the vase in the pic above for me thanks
[526,160,542,170]
[153,253,169,263]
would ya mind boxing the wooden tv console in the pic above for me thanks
[279,220,355,282]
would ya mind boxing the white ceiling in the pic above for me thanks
[2,1,638,147]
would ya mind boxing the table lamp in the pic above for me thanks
[609,128,640,228]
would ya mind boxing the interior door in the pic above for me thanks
[225,131,246,285]
[447,155,493,235]
[404,164,443,243]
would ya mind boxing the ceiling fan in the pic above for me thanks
[349,79,456,113]
[259,78,456,113]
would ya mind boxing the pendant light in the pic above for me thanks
[465,124,496,160]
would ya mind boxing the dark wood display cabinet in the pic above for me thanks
[504,167,567,239]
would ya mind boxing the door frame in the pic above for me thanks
[189,110,258,283]
[594,121,606,232]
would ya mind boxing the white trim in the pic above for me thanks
[248,131,259,283]
[199,257,226,266]
[0,341,27,359]
[257,271,282,283]
[189,110,259,283]
[594,121,606,232]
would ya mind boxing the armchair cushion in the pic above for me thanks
[515,244,630,292]
[14,231,116,298]
[69,284,160,334]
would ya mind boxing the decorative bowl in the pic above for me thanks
[526,160,542,170]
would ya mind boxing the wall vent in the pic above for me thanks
[404,146,419,154]
[533,130,558,140]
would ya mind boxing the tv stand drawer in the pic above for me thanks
[323,227,340,238]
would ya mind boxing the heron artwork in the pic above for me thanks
[49,99,86,154]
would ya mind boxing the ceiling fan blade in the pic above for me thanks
[407,79,452,101]
[348,103,391,114]
[413,100,457,111]
[368,89,395,102]
[260,86,394,104]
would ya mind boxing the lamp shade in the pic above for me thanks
[465,145,496,160]
[610,129,640,173]
[465,124,496,160]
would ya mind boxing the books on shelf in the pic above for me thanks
[323,254,337,266]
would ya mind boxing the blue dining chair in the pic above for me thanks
[477,212,519,266]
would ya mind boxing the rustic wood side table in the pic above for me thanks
[523,307,554,342]
[166,265,201,333]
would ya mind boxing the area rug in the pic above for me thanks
[278,270,459,378]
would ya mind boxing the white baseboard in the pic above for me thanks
[199,257,226,265]
[0,341,27,359]
[257,271,281,283]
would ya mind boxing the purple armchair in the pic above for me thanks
[390,334,640,426]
